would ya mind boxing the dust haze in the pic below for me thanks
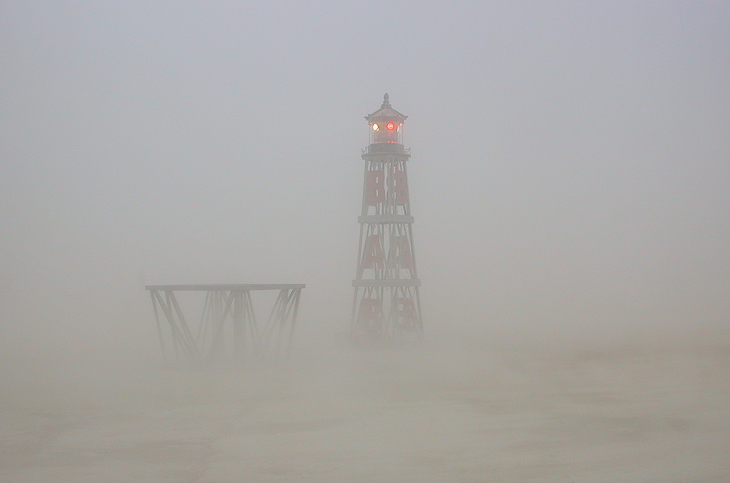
[1,2,729,482]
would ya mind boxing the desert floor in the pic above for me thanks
[1,334,728,482]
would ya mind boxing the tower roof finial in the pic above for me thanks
[365,93,407,122]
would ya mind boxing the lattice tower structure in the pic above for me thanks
[351,94,423,340]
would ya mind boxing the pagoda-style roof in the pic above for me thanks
[365,93,408,123]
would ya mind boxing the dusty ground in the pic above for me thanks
[1,334,728,482]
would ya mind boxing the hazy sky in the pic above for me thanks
[1,1,729,355]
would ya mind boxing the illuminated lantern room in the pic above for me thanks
[366,93,407,151]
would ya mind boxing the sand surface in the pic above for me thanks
[1,336,729,482]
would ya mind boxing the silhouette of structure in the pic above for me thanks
[351,94,423,340]
[146,284,304,363]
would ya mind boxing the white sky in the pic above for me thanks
[1,1,729,354]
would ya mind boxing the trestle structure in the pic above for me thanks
[351,94,423,340]
[146,284,304,363]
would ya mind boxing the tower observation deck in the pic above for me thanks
[351,94,423,341]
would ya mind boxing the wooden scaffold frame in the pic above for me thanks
[145,284,305,364]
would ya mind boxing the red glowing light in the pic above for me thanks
[386,122,395,131]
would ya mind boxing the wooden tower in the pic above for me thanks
[351,94,423,340]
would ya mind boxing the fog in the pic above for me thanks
[1,2,729,481]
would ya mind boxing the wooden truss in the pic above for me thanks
[146,284,304,363]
